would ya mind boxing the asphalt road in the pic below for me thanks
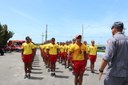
[0,50,105,85]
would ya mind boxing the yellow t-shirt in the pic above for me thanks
[47,43,58,55]
[39,44,43,49]
[22,42,35,55]
[64,44,68,53]
[69,43,86,60]
[89,45,97,55]
[85,45,89,54]
[59,45,65,53]
[40,44,44,52]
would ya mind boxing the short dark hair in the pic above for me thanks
[51,37,55,41]
[25,36,30,40]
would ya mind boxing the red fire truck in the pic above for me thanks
[6,40,25,52]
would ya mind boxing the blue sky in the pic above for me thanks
[1,0,128,44]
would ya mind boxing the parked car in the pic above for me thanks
[97,46,106,52]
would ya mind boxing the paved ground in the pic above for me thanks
[0,50,106,85]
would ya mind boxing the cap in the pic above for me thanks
[75,35,82,39]
[111,21,124,30]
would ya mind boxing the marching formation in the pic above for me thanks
[39,35,97,85]
[21,21,128,85]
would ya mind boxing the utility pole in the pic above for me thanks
[82,24,84,42]
[45,24,48,42]
[42,32,44,43]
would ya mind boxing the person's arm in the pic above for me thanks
[21,44,24,59]
[31,44,35,57]
[68,45,74,67]
[68,51,73,66]
[99,38,115,80]
[99,58,108,80]
[21,49,23,56]
[84,51,86,60]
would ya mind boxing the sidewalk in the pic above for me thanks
[0,50,105,85]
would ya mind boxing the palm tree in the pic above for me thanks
[0,24,14,47]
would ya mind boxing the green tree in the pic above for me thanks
[0,24,14,47]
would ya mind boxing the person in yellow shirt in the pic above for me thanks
[29,39,37,69]
[83,41,89,67]
[40,44,46,65]
[69,35,86,85]
[46,37,59,76]
[64,41,69,68]
[59,42,65,64]
[68,39,75,70]
[88,40,97,73]
[21,36,35,79]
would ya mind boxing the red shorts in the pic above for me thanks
[22,54,32,63]
[85,54,89,60]
[89,55,96,63]
[60,52,65,58]
[49,55,57,63]
[67,55,72,61]
[72,60,86,75]
[64,52,67,58]
[58,52,61,57]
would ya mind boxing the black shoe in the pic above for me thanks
[50,73,54,76]
[48,69,50,72]
[46,65,48,68]
[53,73,56,76]
[50,73,56,76]
[28,74,31,79]
[91,71,95,73]
[24,74,28,79]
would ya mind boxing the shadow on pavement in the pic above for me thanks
[30,76,43,80]
[83,74,89,76]
[55,75,69,79]
[32,64,39,66]
[32,68,42,70]
[32,65,40,67]
[31,71,43,74]
[55,70,63,73]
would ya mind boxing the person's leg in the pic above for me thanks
[50,62,54,72]
[27,63,31,78]
[85,54,88,67]
[52,55,57,76]
[52,62,56,76]
[53,62,56,71]
[91,62,94,73]
[79,61,85,85]
[63,56,66,68]
[74,74,79,85]
[24,63,28,77]
[90,56,96,73]
[79,72,84,85]
[49,55,53,76]
[24,63,30,79]
[50,62,55,76]
[28,63,32,72]
[90,62,94,73]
